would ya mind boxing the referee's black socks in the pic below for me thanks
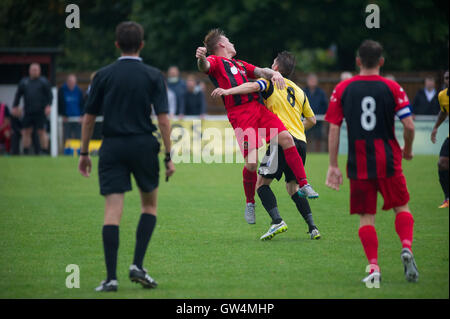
[257,185,282,224]
[438,169,449,200]
[133,213,157,270]
[102,225,119,281]
[291,192,316,232]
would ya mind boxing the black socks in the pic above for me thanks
[291,192,316,232]
[133,213,157,269]
[102,225,119,281]
[257,185,282,224]
[102,214,156,282]
[438,169,449,200]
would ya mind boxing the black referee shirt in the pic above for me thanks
[84,56,168,137]
[13,76,53,114]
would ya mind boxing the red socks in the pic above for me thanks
[243,167,257,204]
[283,146,307,187]
[395,211,414,251]
[358,212,413,270]
[358,225,378,266]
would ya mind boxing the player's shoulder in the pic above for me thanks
[285,78,302,91]
[207,54,223,62]
[142,63,163,77]
[378,76,403,91]
[332,77,356,96]
[37,76,50,85]
[438,88,448,99]
[96,61,117,76]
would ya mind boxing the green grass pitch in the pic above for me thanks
[0,154,448,298]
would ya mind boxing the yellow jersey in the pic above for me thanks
[438,88,449,114]
[256,77,314,142]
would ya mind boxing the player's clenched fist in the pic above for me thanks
[196,47,207,59]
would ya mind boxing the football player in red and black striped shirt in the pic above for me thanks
[325,40,419,284]
[196,29,319,224]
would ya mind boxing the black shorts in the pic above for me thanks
[440,137,449,157]
[22,112,46,130]
[98,134,160,196]
[258,137,307,183]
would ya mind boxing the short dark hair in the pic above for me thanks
[204,28,226,54]
[275,51,296,78]
[115,21,144,54]
[357,40,383,68]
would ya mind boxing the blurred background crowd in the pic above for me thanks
[0,0,448,155]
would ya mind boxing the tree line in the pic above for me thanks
[0,0,448,72]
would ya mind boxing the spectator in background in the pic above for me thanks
[167,87,177,117]
[0,102,12,154]
[58,74,84,140]
[166,66,186,117]
[304,73,328,152]
[304,73,328,115]
[340,71,353,82]
[182,75,206,118]
[412,77,440,115]
[12,63,52,155]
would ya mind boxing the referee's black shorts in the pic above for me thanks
[258,137,307,183]
[98,134,160,196]
[22,112,46,130]
[440,137,449,158]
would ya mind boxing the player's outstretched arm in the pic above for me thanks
[326,123,343,191]
[196,47,210,73]
[211,82,260,98]
[431,110,448,144]
[400,116,415,160]
[254,67,286,90]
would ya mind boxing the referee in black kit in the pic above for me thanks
[78,21,175,292]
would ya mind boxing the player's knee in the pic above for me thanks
[245,162,258,172]
[278,131,294,149]
[359,214,375,227]
[438,157,449,171]
[393,204,410,214]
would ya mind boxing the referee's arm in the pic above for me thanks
[78,73,103,177]
[153,73,175,179]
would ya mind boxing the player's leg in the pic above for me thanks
[438,137,449,208]
[243,148,258,224]
[129,189,158,288]
[37,129,49,153]
[96,193,124,292]
[95,137,132,292]
[284,140,320,238]
[274,130,318,198]
[36,113,49,154]
[21,127,32,154]
[128,134,160,288]
[393,204,419,282]
[286,181,320,239]
[256,105,310,190]
[257,176,288,240]
[230,108,259,223]
[379,174,418,282]
[350,179,381,283]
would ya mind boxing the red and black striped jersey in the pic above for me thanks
[206,55,262,111]
[325,75,412,180]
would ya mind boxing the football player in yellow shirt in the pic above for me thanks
[212,51,321,240]
[431,70,449,208]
